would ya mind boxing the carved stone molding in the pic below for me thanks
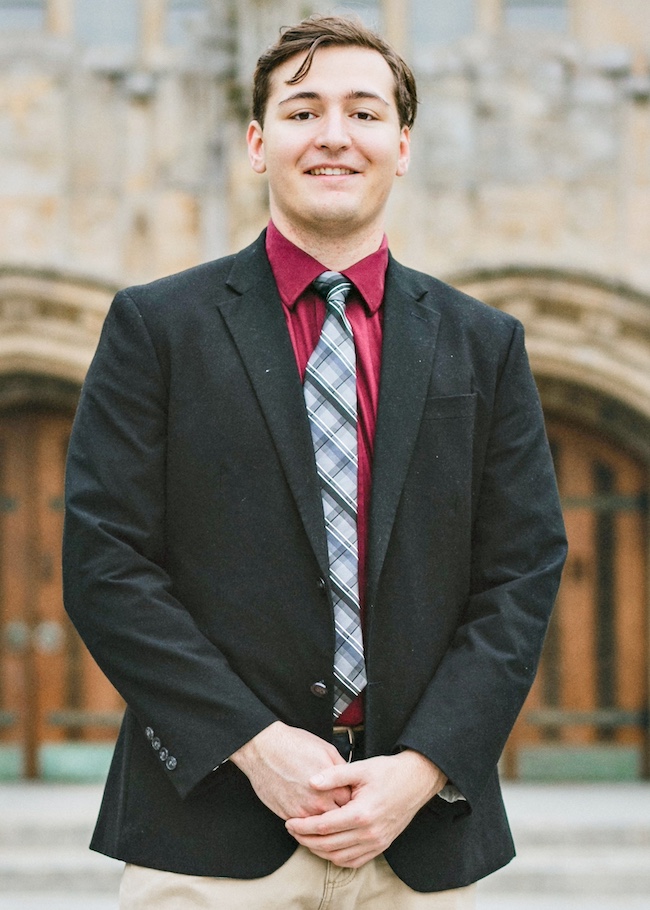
[0,266,116,386]
[454,266,650,458]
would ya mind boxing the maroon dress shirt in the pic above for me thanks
[265,222,387,726]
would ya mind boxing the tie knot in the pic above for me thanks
[313,271,352,316]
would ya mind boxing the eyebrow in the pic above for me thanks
[278,90,390,107]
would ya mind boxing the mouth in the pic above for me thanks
[306,167,358,176]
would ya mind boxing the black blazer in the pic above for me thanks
[63,231,566,892]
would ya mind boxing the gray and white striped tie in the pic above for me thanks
[304,271,367,718]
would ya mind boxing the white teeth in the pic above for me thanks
[309,167,355,176]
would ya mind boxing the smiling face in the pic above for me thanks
[247,45,410,258]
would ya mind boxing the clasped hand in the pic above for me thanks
[230,721,447,868]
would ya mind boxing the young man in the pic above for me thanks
[63,16,566,909]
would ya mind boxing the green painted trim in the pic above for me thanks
[39,743,114,781]
[2,741,643,782]
[0,745,23,779]
[518,745,642,781]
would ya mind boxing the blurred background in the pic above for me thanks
[0,1,648,906]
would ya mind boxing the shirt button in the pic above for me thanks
[152,737,161,751]
[166,756,177,771]
[310,680,328,698]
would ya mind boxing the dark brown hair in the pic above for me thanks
[252,15,418,129]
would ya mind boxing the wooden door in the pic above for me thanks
[0,408,123,779]
[504,420,649,779]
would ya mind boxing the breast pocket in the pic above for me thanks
[412,392,477,511]
[421,392,477,421]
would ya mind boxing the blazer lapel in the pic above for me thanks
[367,258,441,604]
[217,235,330,579]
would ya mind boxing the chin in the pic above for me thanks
[308,206,362,230]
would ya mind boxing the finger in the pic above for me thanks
[286,804,360,837]
[332,849,380,868]
[310,762,364,791]
[306,843,380,868]
[333,785,353,806]
[289,826,359,851]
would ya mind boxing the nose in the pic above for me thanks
[315,111,351,150]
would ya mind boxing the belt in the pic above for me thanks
[332,725,365,763]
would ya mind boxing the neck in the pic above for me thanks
[271,216,385,271]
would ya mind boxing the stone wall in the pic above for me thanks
[0,1,649,397]
[395,31,650,293]
[0,26,229,291]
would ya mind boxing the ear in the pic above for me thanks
[396,126,410,177]
[247,121,266,174]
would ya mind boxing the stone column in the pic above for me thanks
[141,0,166,62]
[382,0,409,54]
[477,0,502,34]
[46,0,74,36]
[573,0,650,50]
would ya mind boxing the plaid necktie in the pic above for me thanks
[304,271,367,718]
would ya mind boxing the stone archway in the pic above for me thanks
[455,267,650,441]
[0,265,116,386]
[453,267,650,779]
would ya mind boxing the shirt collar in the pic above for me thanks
[265,220,388,314]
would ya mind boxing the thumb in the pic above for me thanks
[310,763,358,791]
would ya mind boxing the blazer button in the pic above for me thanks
[151,737,161,751]
[317,577,327,590]
[310,680,328,698]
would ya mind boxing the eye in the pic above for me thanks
[291,111,316,121]
[353,111,376,121]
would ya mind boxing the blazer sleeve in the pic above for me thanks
[63,290,278,799]
[396,321,567,811]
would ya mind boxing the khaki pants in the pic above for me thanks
[120,846,476,909]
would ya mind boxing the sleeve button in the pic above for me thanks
[317,577,327,589]
[145,727,154,741]
[159,748,169,761]
[166,756,177,771]
[310,680,328,698]
[152,737,161,751]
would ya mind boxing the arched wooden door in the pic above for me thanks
[0,408,123,779]
[504,420,649,779]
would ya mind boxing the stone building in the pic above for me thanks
[0,0,648,782]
